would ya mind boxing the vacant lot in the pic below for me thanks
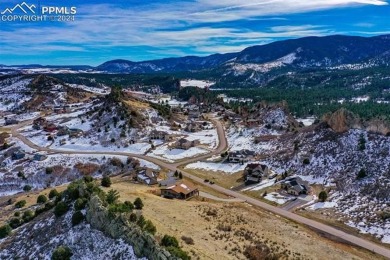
[111,178,381,260]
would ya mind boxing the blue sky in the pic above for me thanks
[0,0,389,65]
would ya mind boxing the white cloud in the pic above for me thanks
[0,0,387,60]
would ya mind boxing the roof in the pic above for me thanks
[161,180,197,195]
[230,149,256,157]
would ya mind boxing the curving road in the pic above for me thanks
[7,117,390,259]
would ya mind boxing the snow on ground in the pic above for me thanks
[185,161,246,174]
[180,79,215,89]
[186,129,218,149]
[296,117,316,126]
[68,84,110,95]
[227,127,277,152]
[148,144,208,162]
[307,201,338,210]
[264,192,289,205]
[52,138,151,155]
[62,117,92,131]
[138,159,160,170]
[242,178,277,191]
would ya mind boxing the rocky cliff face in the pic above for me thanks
[86,196,176,260]
[323,108,390,135]
[323,108,361,133]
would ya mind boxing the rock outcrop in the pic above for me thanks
[86,196,176,260]
[323,108,362,133]
[323,108,390,135]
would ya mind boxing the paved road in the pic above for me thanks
[7,117,390,259]
[199,191,245,203]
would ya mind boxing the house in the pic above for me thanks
[12,151,25,160]
[5,118,19,126]
[57,125,69,136]
[174,138,200,150]
[33,154,48,161]
[228,150,256,163]
[69,128,84,138]
[44,123,57,132]
[160,180,199,199]
[244,163,269,184]
[136,168,158,185]
[33,117,47,128]
[184,122,201,132]
[150,130,168,140]
[281,177,309,196]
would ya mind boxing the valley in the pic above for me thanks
[1,69,390,259]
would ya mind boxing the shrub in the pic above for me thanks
[357,168,367,179]
[37,195,48,204]
[134,197,144,210]
[83,175,94,183]
[143,220,156,235]
[244,242,274,260]
[22,210,34,222]
[178,172,183,179]
[35,206,47,216]
[74,198,87,211]
[137,215,146,228]
[166,246,190,260]
[14,211,20,217]
[9,218,23,229]
[46,167,53,174]
[101,176,111,187]
[54,201,69,217]
[71,211,84,226]
[129,213,137,222]
[45,201,55,211]
[181,236,194,245]
[23,185,32,192]
[161,235,179,248]
[318,191,328,202]
[52,246,73,260]
[0,225,12,239]
[49,189,60,199]
[302,158,310,165]
[65,182,81,201]
[15,200,26,208]
[110,157,123,167]
[106,189,120,204]
[17,171,26,179]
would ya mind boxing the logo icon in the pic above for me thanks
[1,2,36,14]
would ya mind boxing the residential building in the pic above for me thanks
[160,180,199,199]
[12,151,25,160]
[33,154,48,161]
[228,149,256,163]
[150,130,168,140]
[244,163,269,184]
[281,177,309,196]
[136,168,158,185]
[69,128,84,138]
[5,118,19,126]
[174,138,200,150]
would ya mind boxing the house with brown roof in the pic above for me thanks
[174,138,200,150]
[160,180,199,199]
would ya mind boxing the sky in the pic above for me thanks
[0,0,389,66]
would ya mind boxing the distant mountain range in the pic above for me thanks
[2,34,390,87]
[96,34,390,73]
